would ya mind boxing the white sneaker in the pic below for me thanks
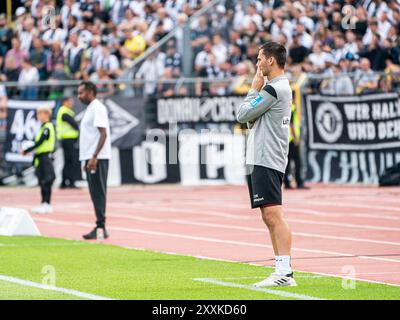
[32,203,53,214]
[254,272,297,287]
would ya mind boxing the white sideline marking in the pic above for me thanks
[0,275,114,300]
[33,218,400,264]
[217,276,323,280]
[21,218,400,287]
[0,242,86,248]
[193,278,326,300]
[33,217,400,264]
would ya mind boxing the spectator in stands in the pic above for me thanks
[288,33,309,64]
[360,34,388,71]
[320,63,354,95]
[384,58,400,85]
[211,34,228,65]
[164,41,182,77]
[42,17,68,47]
[230,61,254,95]
[48,61,72,99]
[87,35,103,71]
[91,68,115,98]
[3,0,400,100]
[75,56,92,81]
[157,67,176,98]
[191,16,211,56]
[194,42,212,75]
[29,37,48,80]
[228,43,244,66]
[19,16,37,52]
[150,8,174,42]
[294,22,313,49]
[0,14,13,59]
[95,45,121,78]
[307,41,334,73]
[210,5,229,39]
[197,54,231,96]
[354,58,379,94]
[4,37,28,81]
[378,75,393,93]
[18,58,40,100]
[120,28,146,65]
[110,0,128,26]
[135,52,165,96]
[64,32,85,78]
[118,8,139,35]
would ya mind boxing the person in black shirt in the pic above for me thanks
[288,33,309,64]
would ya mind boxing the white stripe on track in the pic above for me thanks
[29,218,400,287]
[286,218,400,232]
[193,278,326,300]
[51,202,400,231]
[305,200,400,212]
[0,275,113,300]
[33,218,400,264]
[170,219,400,246]
[285,208,400,221]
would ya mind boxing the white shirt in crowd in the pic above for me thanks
[79,99,112,161]
[135,56,165,95]
[42,28,68,45]
[308,51,334,69]
[195,50,211,70]
[212,43,228,65]
[18,66,39,86]
[95,54,120,72]
[0,85,6,98]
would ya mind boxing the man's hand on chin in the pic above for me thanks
[251,67,265,92]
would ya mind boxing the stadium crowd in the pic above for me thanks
[0,0,400,98]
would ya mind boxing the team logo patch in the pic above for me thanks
[282,117,290,128]
[250,94,263,107]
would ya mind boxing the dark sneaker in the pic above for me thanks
[83,228,109,240]
[297,185,310,190]
[82,228,97,240]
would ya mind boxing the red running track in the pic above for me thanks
[2,184,400,286]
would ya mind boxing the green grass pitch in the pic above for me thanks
[0,236,399,300]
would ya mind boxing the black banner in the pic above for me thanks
[306,93,400,150]
[117,131,246,185]
[305,93,400,183]
[74,96,145,149]
[156,96,245,124]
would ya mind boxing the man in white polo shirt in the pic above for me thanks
[78,81,112,240]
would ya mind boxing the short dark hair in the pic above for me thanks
[79,81,97,96]
[260,41,287,69]
[62,96,73,104]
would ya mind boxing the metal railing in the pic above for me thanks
[0,76,259,99]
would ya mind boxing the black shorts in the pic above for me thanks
[246,165,284,209]
[35,153,55,185]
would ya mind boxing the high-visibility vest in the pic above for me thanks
[289,104,300,143]
[56,106,79,140]
[34,122,56,167]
